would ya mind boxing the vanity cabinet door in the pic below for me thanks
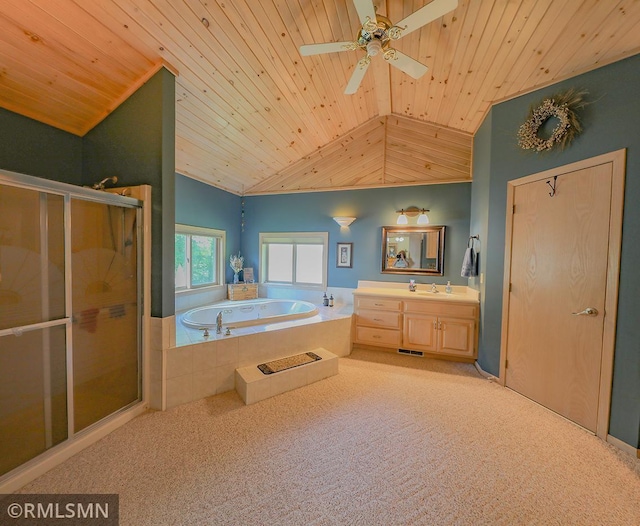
[403,313,438,352]
[438,317,476,358]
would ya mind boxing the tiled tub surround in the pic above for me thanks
[150,303,352,410]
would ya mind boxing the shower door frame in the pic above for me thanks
[0,169,150,492]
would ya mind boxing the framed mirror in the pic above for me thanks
[381,226,445,275]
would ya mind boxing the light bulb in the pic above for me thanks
[366,39,382,56]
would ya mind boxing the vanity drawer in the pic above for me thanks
[356,327,401,347]
[356,297,402,311]
[356,309,401,329]
[403,300,478,319]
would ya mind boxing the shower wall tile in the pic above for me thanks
[150,318,163,352]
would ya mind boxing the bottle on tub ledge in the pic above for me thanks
[329,294,334,307]
[323,292,329,306]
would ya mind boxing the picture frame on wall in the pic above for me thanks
[336,242,353,268]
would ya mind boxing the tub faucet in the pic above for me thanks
[216,311,223,334]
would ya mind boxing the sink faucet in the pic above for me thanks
[216,311,223,334]
[431,283,439,293]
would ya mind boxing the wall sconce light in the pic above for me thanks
[396,206,429,225]
[333,216,356,227]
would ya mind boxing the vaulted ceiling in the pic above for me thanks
[1,1,639,195]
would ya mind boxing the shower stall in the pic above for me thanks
[0,170,146,482]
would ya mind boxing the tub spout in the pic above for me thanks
[216,311,223,334]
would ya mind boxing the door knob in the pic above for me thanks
[572,307,599,317]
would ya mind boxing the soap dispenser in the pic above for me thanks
[445,281,452,294]
[323,292,329,306]
[329,294,334,307]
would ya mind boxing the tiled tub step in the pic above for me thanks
[235,347,338,405]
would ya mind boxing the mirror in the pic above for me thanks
[381,226,445,275]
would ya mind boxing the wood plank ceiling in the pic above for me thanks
[1,1,639,195]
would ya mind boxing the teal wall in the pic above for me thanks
[470,54,640,448]
[0,68,176,319]
[83,67,176,318]
[0,108,82,184]
[240,184,472,289]
[175,174,242,283]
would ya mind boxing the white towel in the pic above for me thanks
[461,246,478,277]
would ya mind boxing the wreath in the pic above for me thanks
[517,89,587,152]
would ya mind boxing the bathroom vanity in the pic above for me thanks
[352,281,479,362]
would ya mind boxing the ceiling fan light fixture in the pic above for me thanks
[362,17,378,33]
[383,49,397,61]
[366,39,382,56]
[388,26,403,40]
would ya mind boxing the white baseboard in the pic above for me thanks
[607,434,640,458]
[474,360,499,382]
[0,402,148,494]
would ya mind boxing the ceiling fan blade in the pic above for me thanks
[386,50,428,79]
[353,0,377,26]
[395,0,458,38]
[344,57,371,94]
[300,42,356,56]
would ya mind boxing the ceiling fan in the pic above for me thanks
[300,0,458,94]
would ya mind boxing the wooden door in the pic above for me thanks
[504,162,615,433]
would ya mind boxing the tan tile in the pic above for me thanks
[166,346,193,379]
[216,362,237,394]
[165,375,193,409]
[217,336,239,366]
[193,340,218,372]
[193,369,218,400]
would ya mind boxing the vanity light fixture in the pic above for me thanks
[396,206,429,225]
[333,216,356,227]
[417,209,430,225]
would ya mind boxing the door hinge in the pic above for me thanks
[512,204,516,214]
[509,283,512,292]
[505,359,509,369]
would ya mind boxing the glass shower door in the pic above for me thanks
[0,185,68,477]
[0,174,143,480]
[71,199,140,433]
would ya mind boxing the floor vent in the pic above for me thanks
[398,349,424,357]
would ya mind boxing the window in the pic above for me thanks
[175,225,225,291]
[259,232,328,289]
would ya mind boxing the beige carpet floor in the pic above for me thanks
[19,349,640,525]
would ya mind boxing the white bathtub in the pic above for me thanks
[181,299,319,329]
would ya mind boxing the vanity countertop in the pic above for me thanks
[353,281,479,304]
